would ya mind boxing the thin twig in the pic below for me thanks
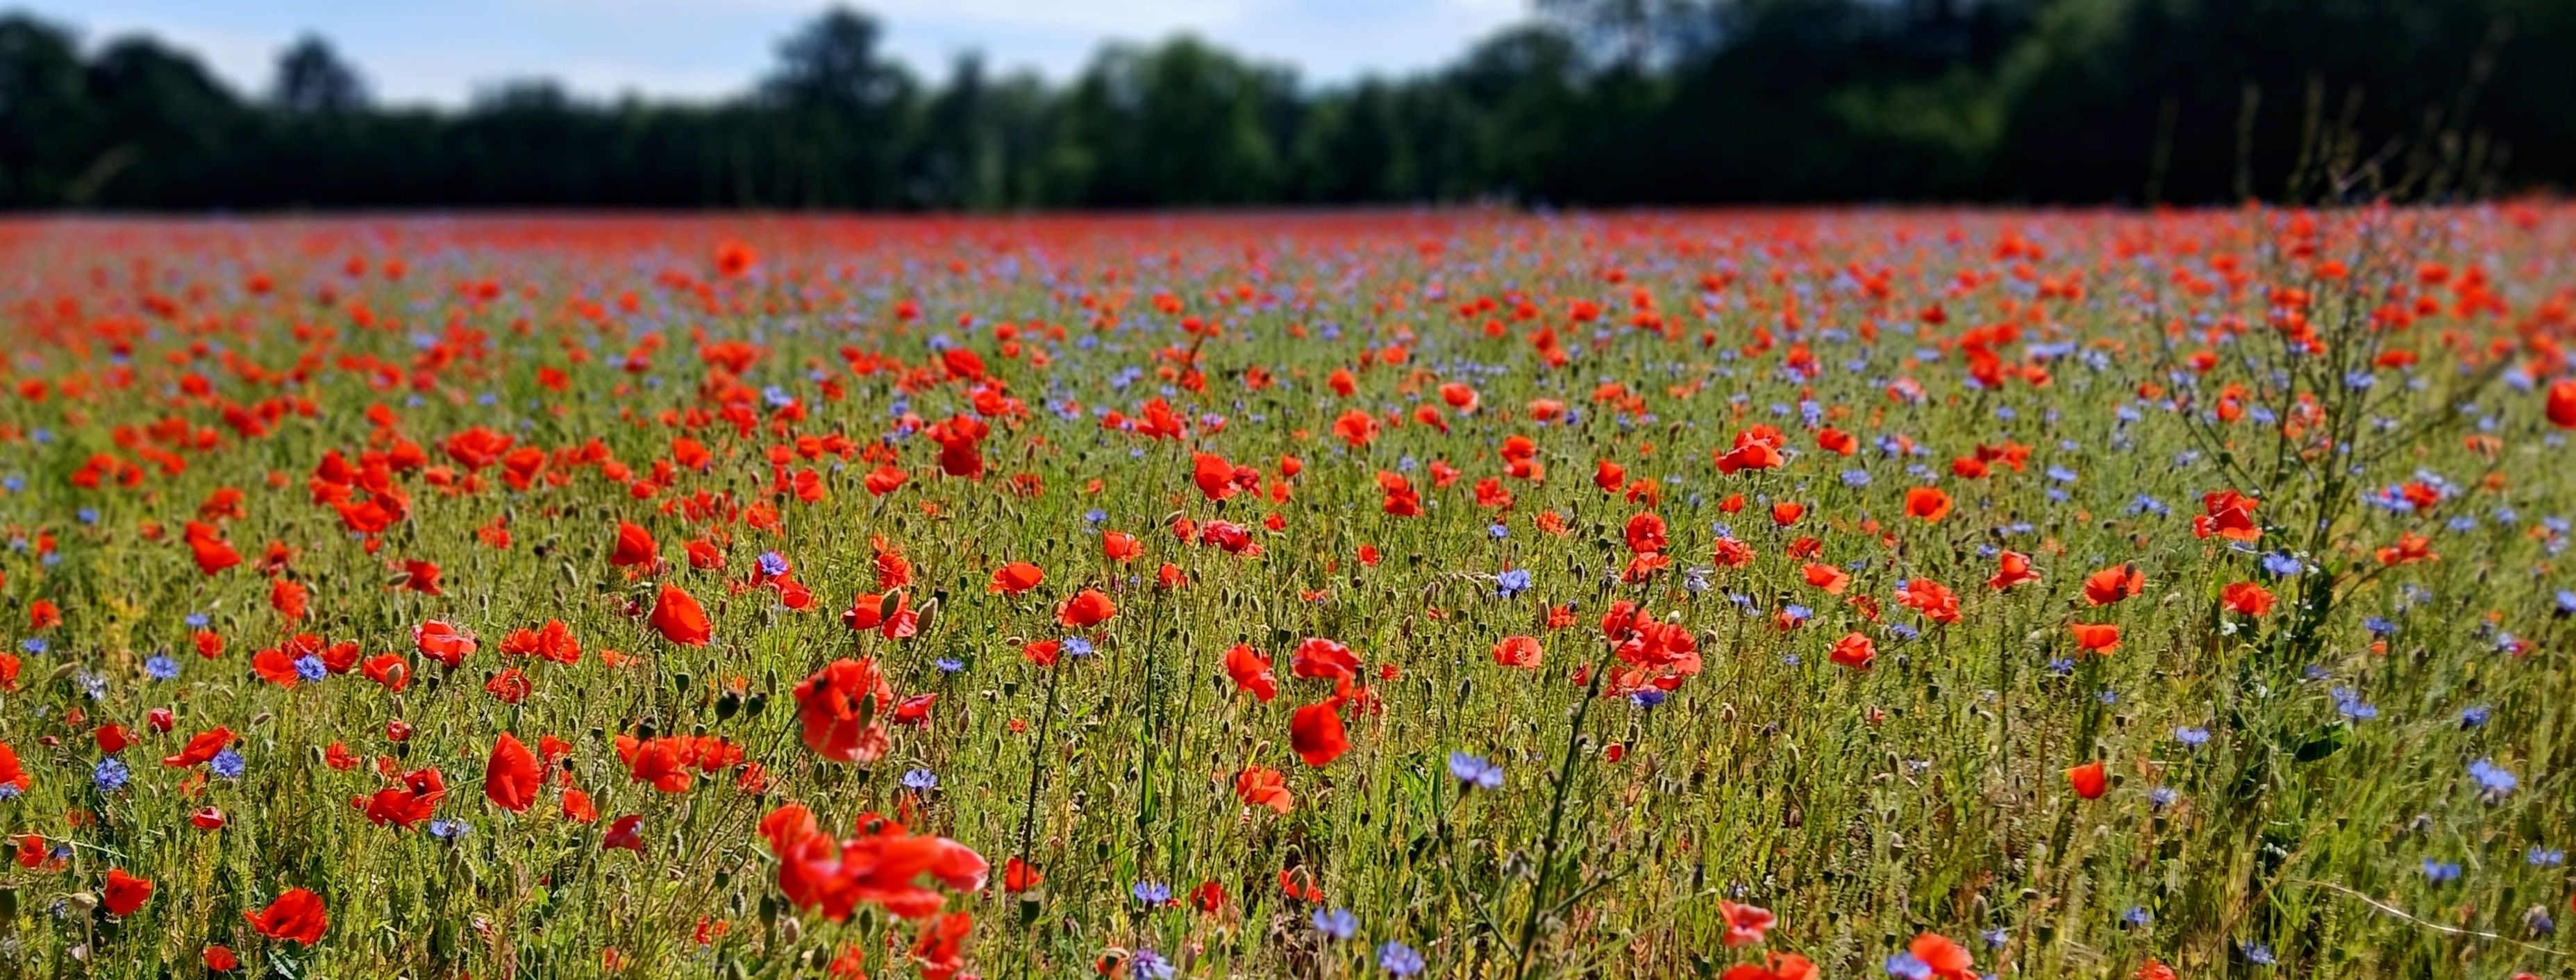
[2291,878,2566,956]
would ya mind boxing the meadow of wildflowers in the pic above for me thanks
[0,208,2570,979]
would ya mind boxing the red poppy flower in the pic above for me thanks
[1800,563,1850,595]
[1224,644,1278,700]
[2082,565,2143,606]
[758,802,989,921]
[1289,638,1359,681]
[1895,578,1960,624]
[1056,589,1116,628]
[245,888,328,945]
[1234,767,1294,814]
[1716,899,1775,947]
[1903,486,1952,522]
[1829,632,1875,669]
[2546,379,2576,429]
[356,766,447,828]
[1623,512,1668,554]
[603,813,646,852]
[269,577,309,620]
[1289,700,1350,767]
[562,788,599,823]
[2220,581,2277,617]
[103,867,153,915]
[792,658,896,764]
[1101,531,1143,563]
[650,583,713,646]
[362,654,410,691]
[1491,635,1544,669]
[2193,490,2261,542]
[2066,760,2108,799]
[987,562,1044,595]
[484,733,543,813]
[910,911,974,980]
[415,620,478,667]
[1987,551,2041,590]
[1720,953,1818,980]
[162,727,235,767]
[1002,856,1044,892]
[2069,622,2121,653]
[1909,932,1976,979]
[610,521,660,567]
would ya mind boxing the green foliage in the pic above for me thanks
[0,0,2570,210]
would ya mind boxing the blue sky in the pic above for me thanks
[22,0,1528,106]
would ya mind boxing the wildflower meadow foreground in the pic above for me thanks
[3,208,2575,979]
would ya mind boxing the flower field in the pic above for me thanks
[0,208,2572,979]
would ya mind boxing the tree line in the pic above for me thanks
[1,0,2567,210]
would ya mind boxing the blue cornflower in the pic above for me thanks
[75,670,105,700]
[2529,847,2566,867]
[2468,759,2518,798]
[2175,726,2211,747]
[1885,950,1934,980]
[210,749,245,780]
[1312,908,1359,940]
[2557,590,2576,615]
[1781,604,1813,624]
[2130,494,2171,517]
[757,551,790,576]
[1487,523,1509,539]
[2148,787,2180,811]
[185,613,210,628]
[2122,906,2151,927]
[901,768,939,792]
[2044,658,2075,676]
[1131,950,1175,980]
[2241,942,2276,965]
[1887,623,1921,641]
[1061,637,1095,658]
[294,654,328,681]
[1377,941,1425,977]
[144,655,180,681]
[935,657,965,674]
[1084,508,1107,525]
[1980,928,2008,949]
[1132,881,1171,905]
[2260,553,2303,576]
[1630,689,1668,709]
[1448,751,1503,790]
[20,638,47,655]
[94,757,131,793]
[2461,705,2492,727]
[2363,616,2396,636]
[429,818,471,840]
[2422,858,2461,883]
[1495,568,1532,599]
[1840,470,1873,488]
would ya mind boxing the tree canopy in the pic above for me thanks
[0,0,2564,210]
